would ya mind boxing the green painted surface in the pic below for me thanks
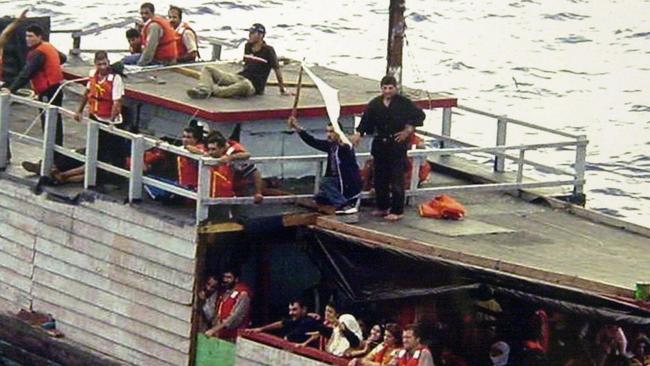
[195,334,235,366]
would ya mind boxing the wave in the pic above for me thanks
[543,12,589,21]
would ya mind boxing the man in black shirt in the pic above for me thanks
[245,298,320,344]
[187,23,288,99]
[351,75,425,221]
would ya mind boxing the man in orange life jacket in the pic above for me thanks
[177,124,206,190]
[137,2,177,66]
[0,9,28,84]
[205,269,252,341]
[389,324,434,366]
[167,6,198,63]
[9,24,67,173]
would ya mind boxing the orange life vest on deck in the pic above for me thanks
[418,194,466,220]
[175,22,197,60]
[215,283,251,340]
[396,346,430,366]
[177,144,205,189]
[141,16,178,62]
[28,42,64,94]
[87,72,116,119]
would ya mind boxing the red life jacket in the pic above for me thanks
[216,283,251,339]
[418,194,466,220]
[210,164,235,198]
[87,72,116,119]
[28,42,64,94]
[396,346,430,366]
[177,144,205,188]
[175,22,197,61]
[141,16,178,62]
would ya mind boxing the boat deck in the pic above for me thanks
[63,59,457,122]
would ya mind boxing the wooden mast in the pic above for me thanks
[387,0,406,90]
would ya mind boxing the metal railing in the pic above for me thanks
[0,92,587,224]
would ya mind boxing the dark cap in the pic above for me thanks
[249,23,266,34]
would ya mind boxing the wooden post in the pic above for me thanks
[494,119,507,172]
[71,34,81,56]
[0,92,10,170]
[40,106,58,177]
[386,0,406,90]
[211,44,222,61]
[128,135,144,202]
[572,135,588,202]
[516,149,525,183]
[84,121,99,188]
[441,107,452,149]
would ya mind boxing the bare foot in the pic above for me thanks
[371,209,389,217]
[253,193,263,204]
[384,213,403,222]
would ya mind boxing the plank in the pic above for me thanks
[32,268,191,337]
[0,265,33,294]
[0,282,31,309]
[34,252,192,320]
[32,298,188,366]
[0,250,32,278]
[0,222,36,249]
[0,235,34,262]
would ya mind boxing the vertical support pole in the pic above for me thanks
[314,160,323,194]
[0,92,11,170]
[409,154,420,195]
[128,135,144,202]
[211,44,222,61]
[516,149,525,183]
[196,159,211,223]
[573,135,588,199]
[41,105,58,177]
[494,118,508,172]
[386,0,405,90]
[441,107,452,149]
[71,34,81,56]
[84,120,99,188]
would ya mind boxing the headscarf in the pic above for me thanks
[326,314,363,356]
[490,341,510,366]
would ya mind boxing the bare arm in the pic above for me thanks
[0,9,27,49]
[273,67,287,95]
[74,91,89,121]
[247,320,283,333]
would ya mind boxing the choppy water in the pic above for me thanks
[1,0,649,227]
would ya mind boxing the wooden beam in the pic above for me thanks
[197,222,244,234]
[282,212,319,227]
[314,216,635,299]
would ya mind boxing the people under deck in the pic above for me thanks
[136,2,177,66]
[187,23,288,99]
[245,298,320,344]
[167,5,198,63]
[205,269,252,341]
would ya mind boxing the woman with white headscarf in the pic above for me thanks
[326,314,363,356]
[489,341,510,366]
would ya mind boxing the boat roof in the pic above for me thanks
[63,59,457,123]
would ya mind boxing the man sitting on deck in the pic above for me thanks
[136,2,177,66]
[122,28,143,65]
[187,23,288,99]
[245,298,320,344]
[288,116,362,214]
[167,5,198,63]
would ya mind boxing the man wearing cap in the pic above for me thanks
[187,23,288,99]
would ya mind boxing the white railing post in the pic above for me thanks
[409,155,421,195]
[494,118,507,172]
[40,105,58,176]
[128,135,144,202]
[516,149,525,183]
[0,92,11,170]
[84,120,99,188]
[196,159,211,223]
[573,135,588,197]
[314,160,323,194]
[441,107,452,148]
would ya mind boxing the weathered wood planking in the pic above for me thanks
[0,282,31,310]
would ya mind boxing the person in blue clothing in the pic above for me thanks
[288,116,362,214]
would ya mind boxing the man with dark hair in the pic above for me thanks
[198,274,220,327]
[137,2,177,66]
[122,28,143,65]
[390,324,434,366]
[351,75,425,222]
[187,23,287,99]
[288,116,362,214]
[168,5,198,63]
[205,269,252,341]
[246,298,320,344]
[176,124,206,190]
[10,23,67,174]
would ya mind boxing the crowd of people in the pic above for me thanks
[198,273,650,366]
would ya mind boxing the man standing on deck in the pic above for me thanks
[167,5,198,63]
[186,23,288,99]
[351,75,425,222]
[205,269,252,341]
[137,2,177,66]
[8,24,67,174]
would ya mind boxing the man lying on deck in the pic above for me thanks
[187,23,288,99]
[167,5,198,63]
[136,2,177,66]
[288,116,362,214]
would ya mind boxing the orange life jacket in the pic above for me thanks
[396,346,430,366]
[418,194,466,220]
[215,283,251,340]
[175,22,197,60]
[374,344,398,365]
[210,164,235,198]
[177,144,205,189]
[28,42,64,94]
[141,16,178,62]
[87,72,116,119]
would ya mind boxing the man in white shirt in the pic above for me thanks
[168,5,198,63]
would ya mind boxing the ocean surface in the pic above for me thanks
[1,0,649,226]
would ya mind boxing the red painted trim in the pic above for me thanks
[64,72,458,123]
[239,332,349,366]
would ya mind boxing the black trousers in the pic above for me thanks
[38,84,64,166]
[372,137,407,215]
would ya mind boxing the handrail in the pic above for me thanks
[239,332,349,366]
